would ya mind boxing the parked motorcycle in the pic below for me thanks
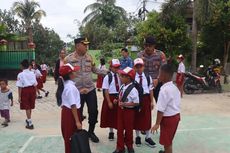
[184,59,222,94]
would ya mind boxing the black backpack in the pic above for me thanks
[56,78,64,106]
[102,72,115,96]
[120,73,151,111]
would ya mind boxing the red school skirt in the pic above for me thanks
[20,86,36,110]
[36,77,43,89]
[176,73,185,86]
[100,94,118,129]
[41,70,47,83]
[96,75,104,88]
[134,95,152,131]
[61,106,82,153]
[160,113,180,146]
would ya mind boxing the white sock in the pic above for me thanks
[145,130,151,139]
[136,130,140,137]
[27,119,32,126]
[109,128,114,133]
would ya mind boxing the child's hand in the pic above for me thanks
[151,124,160,134]
[113,99,118,105]
[119,102,125,107]
[108,102,114,109]
[151,102,154,110]
[76,122,82,130]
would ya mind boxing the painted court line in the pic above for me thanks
[18,136,34,153]
[177,127,230,132]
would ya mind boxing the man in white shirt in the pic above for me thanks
[151,64,181,153]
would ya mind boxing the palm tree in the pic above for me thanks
[83,0,127,28]
[12,0,46,43]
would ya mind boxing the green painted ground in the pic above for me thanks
[1,114,230,153]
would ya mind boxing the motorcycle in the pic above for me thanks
[183,65,222,94]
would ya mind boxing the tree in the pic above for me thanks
[83,0,127,28]
[12,0,46,43]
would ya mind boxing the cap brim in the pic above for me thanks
[118,70,127,75]
[73,66,80,71]
[81,41,90,44]
[112,64,121,68]
[134,63,144,67]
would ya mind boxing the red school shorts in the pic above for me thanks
[20,86,36,110]
[160,114,180,146]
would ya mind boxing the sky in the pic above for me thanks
[0,0,165,42]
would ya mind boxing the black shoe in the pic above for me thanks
[145,138,156,148]
[45,91,49,97]
[112,150,125,153]
[26,124,34,130]
[141,131,146,135]
[159,150,165,153]
[108,132,114,141]
[135,136,141,147]
[89,132,99,143]
[97,89,101,92]
[37,95,42,99]
[1,121,8,127]
[128,148,135,153]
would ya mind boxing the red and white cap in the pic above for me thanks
[59,63,80,76]
[177,54,184,60]
[134,58,144,66]
[110,59,121,67]
[118,67,136,80]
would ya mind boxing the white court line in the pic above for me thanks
[18,136,34,153]
[177,127,230,132]
[34,135,61,138]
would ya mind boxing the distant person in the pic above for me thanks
[65,38,108,143]
[41,61,48,83]
[120,48,133,70]
[151,64,181,153]
[137,36,166,101]
[96,58,107,91]
[176,54,185,97]
[16,59,37,130]
[0,79,13,127]
[54,49,66,84]
[57,64,82,153]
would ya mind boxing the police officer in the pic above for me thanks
[65,38,107,143]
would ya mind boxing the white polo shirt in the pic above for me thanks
[16,69,38,88]
[34,69,42,78]
[120,83,139,104]
[135,72,153,94]
[178,62,185,73]
[157,81,180,116]
[41,64,48,71]
[102,72,121,94]
[61,80,81,109]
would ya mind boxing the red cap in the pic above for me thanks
[118,67,136,80]
[177,54,184,60]
[59,63,80,76]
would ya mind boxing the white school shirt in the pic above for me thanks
[120,83,139,104]
[135,72,153,94]
[16,69,38,88]
[98,64,107,71]
[102,72,121,94]
[61,80,81,109]
[178,62,185,73]
[41,64,48,71]
[34,69,43,78]
[0,89,12,110]
[157,81,180,117]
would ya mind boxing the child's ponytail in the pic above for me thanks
[56,77,64,106]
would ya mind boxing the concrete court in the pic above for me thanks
[0,80,230,153]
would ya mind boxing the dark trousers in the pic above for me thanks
[154,82,163,102]
[80,89,98,133]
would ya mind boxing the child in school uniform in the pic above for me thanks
[96,58,107,91]
[113,67,139,153]
[100,59,121,141]
[176,54,185,97]
[0,79,13,127]
[34,64,49,99]
[151,64,181,153]
[16,59,37,129]
[133,58,156,148]
[57,63,82,153]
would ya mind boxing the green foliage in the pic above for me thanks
[32,22,64,66]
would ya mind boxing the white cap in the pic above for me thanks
[134,58,144,66]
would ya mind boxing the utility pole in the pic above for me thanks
[143,0,147,21]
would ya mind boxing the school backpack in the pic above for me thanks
[102,72,115,96]
[55,77,64,106]
[70,130,92,153]
[120,73,151,111]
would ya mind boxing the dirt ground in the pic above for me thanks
[0,79,230,153]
